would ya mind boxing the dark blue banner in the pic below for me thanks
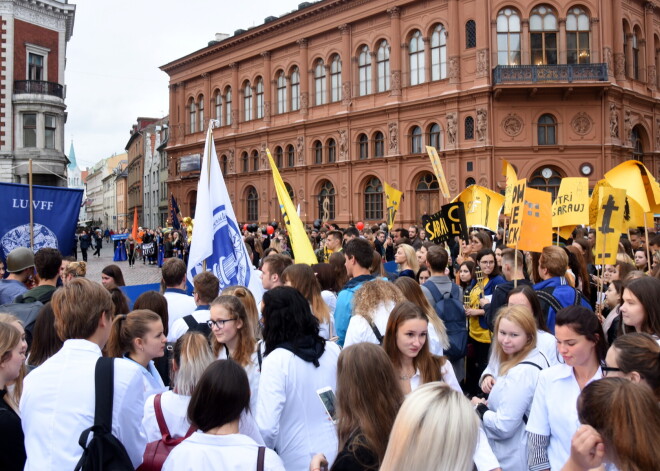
[0,182,83,260]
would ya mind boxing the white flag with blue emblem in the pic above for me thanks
[187,120,263,303]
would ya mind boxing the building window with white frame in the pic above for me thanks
[225,88,232,125]
[244,83,253,121]
[530,5,558,65]
[358,46,372,96]
[256,78,264,119]
[45,114,56,149]
[314,60,326,105]
[497,8,521,65]
[409,30,425,85]
[215,92,222,126]
[291,67,300,111]
[374,131,384,157]
[330,55,342,102]
[189,99,196,134]
[277,72,287,114]
[411,126,423,153]
[198,96,204,132]
[377,40,390,92]
[23,113,36,147]
[566,6,590,64]
[28,53,44,81]
[431,25,447,80]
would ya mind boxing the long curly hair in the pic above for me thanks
[353,279,405,324]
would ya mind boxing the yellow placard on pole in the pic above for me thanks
[505,178,526,247]
[426,146,450,198]
[594,187,627,265]
[384,181,403,231]
[519,187,553,253]
[452,185,505,232]
[502,159,518,216]
[551,177,589,228]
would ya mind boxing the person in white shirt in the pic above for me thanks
[106,309,168,396]
[163,359,283,471]
[210,295,261,411]
[162,258,196,332]
[168,271,219,342]
[143,331,263,445]
[471,305,550,470]
[526,305,607,471]
[256,286,341,471]
[20,278,147,470]
[282,264,334,339]
[382,300,501,471]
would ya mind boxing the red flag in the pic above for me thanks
[131,207,138,240]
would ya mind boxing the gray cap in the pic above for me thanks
[6,247,35,273]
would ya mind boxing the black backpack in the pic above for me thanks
[0,300,43,349]
[423,281,468,362]
[183,314,212,338]
[74,357,134,471]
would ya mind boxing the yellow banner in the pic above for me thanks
[551,177,589,229]
[505,178,526,248]
[384,181,403,231]
[502,159,518,216]
[426,146,450,198]
[519,187,553,253]
[594,187,627,265]
[590,179,652,229]
[604,160,660,213]
[266,149,317,265]
[452,185,505,232]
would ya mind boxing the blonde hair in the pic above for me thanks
[380,382,478,471]
[493,305,537,376]
[172,331,215,396]
[222,286,261,339]
[106,310,162,358]
[353,279,405,324]
[397,244,419,273]
[63,261,87,278]
[0,318,23,413]
[209,295,256,367]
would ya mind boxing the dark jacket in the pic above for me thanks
[331,430,379,471]
[0,390,26,471]
[484,278,534,330]
[79,233,91,250]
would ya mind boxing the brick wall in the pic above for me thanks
[13,19,59,83]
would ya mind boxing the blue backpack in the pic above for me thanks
[423,281,468,362]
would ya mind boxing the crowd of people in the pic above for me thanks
[0,221,659,471]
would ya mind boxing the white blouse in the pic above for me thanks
[217,345,262,413]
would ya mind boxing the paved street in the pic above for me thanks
[78,242,163,287]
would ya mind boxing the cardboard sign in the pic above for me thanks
[426,146,450,198]
[502,159,518,216]
[518,187,553,253]
[452,185,505,232]
[422,202,468,244]
[605,160,660,213]
[505,179,526,247]
[552,177,589,228]
[594,187,627,265]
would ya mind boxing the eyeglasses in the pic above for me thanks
[480,260,495,265]
[207,319,237,329]
[602,366,622,377]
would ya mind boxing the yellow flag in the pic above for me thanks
[266,149,317,265]
[451,185,505,232]
[591,179,653,229]
[384,181,403,231]
[426,146,450,198]
[551,177,589,228]
[604,160,660,213]
[502,159,518,216]
[594,187,627,265]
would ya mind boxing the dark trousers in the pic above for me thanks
[93,245,101,257]
[465,337,492,397]
[81,248,88,262]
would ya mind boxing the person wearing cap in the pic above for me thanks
[0,247,35,305]
[14,248,62,304]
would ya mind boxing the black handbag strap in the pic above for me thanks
[257,446,265,471]
[369,322,384,344]
[94,357,114,431]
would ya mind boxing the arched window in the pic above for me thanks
[377,40,390,92]
[189,98,196,134]
[330,55,342,102]
[416,172,440,218]
[465,116,474,140]
[632,30,640,80]
[409,30,425,85]
[291,67,300,111]
[497,8,521,65]
[275,146,283,168]
[242,152,249,172]
[530,5,558,65]
[431,25,447,80]
[374,131,385,157]
[318,180,336,221]
[314,59,326,105]
[429,123,442,149]
[220,154,227,174]
[358,133,369,159]
[529,166,562,199]
[566,6,590,64]
[631,126,644,161]
[243,82,253,121]
[327,138,336,163]
[314,140,323,164]
[255,79,264,119]
[225,87,232,125]
[411,126,423,153]
[215,91,222,126]
[252,150,259,171]
[197,96,204,132]
[466,20,476,49]
[284,182,295,202]
[358,46,372,96]
[246,186,258,221]
[287,144,295,167]
[277,71,287,114]
[364,177,383,220]
[538,114,557,145]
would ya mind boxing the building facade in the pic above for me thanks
[115,167,128,231]
[126,117,160,228]
[67,141,87,221]
[142,117,169,229]
[161,0,660,227]
[0,0,75,186]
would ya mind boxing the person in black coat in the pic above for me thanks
[78,230,91,262]
[92,230,102,257]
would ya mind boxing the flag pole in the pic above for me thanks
[644,213,651,273]
[29,159,34,249]
[202,121,216,272]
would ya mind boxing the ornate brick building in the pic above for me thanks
[161,0,660,227]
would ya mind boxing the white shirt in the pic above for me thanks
[217,346,261,412]
[133,358,168,396]
[256,342,341,471]
[168,307,210,342]
[537,330,559,366]
[481,349,549,471]
[20,339,147,470]
[143,391,264,445]
[321,290,337,318]
[163,289,197,333]
[343,301,395,347]
[163,432,284,471]
[526,363,602,471]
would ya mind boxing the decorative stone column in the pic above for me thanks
[387,7,402,96]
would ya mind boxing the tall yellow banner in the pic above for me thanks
[266,149,317,265]
[604,160,660,214]
[452,185,505,232]
[505,178,526,248]
[426,146,450,198]
[594,187,627,265]
[502,159,518,216]
[384,181,403,231]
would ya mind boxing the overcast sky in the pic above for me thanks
[64,0,306,169]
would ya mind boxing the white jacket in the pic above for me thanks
[163,289,197,332]
[217,346,262,412]
[256,342,341,471]
[482,349,549,471]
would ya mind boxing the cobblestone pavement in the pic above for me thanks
[77,242,163,287]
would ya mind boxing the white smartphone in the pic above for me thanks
[316,387,337,424]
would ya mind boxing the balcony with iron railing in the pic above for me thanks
[14,80,64,98]
[493,63,608,84]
